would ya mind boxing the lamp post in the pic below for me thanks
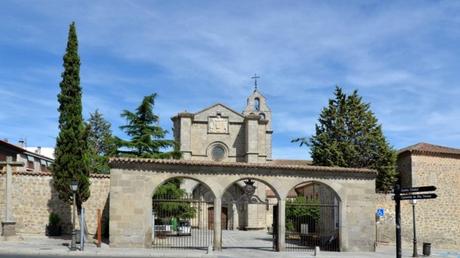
[70,180,78,251]
[411,199,418,257]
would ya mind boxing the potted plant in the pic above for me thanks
[46,212,62,236]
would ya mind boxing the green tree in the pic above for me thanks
[53,22,90,211]
[117,93,180,159]
[87,110,117,174]
[153,179,196,220]
[293,87,397,192]
[285,196,320,231]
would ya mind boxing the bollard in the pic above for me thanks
[207,245,213,254]
[314,246,320,256]
[423,242,431,256]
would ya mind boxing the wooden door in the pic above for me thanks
[208,207,228,230]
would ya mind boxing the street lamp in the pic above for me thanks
[411,199,418,257]
[70,180,78,251]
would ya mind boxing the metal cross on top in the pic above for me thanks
[0,156,23,223]
[251,73,260,90]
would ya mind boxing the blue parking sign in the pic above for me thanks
[376,208,385,217]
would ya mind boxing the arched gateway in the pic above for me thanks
[109,158,376,251]
[108,88,377,252]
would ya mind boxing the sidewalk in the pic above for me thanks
[0,235,459,258]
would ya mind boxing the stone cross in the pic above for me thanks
[0,156,23,237]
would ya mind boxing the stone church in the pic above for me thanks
[171,88,272,163]
[169,88,336,231]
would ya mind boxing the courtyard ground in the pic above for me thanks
[0,231,458,258]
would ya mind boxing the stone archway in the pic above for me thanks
[109,158,377,252]
[151,177,216,249]
[218,178,280,251]
[283,181,342,251]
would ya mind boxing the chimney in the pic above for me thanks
[36,146,41,155]
[18,139,25,148]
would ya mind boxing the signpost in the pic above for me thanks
[399,193,437,200]
[393,184,437,258]
[400,186,436,193]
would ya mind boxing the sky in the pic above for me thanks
[1,1,460,160]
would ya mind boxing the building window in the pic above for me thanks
[211,145,226,161]
[40,159,47,172]
[27,155,34,170]
[254,98,260,111]
[259,113,265,120]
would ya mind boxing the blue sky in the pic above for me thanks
[1,1,460,159]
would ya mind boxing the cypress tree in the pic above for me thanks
[53,22,90,210]
[294,86,397,192]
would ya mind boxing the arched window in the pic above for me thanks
[259,113,265,120]
[254,98,260,111]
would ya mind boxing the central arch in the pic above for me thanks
[219,177,281,251]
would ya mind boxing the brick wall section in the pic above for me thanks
[0,172,109,236]
[376,153,460,249]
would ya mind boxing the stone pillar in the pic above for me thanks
[213,197,222,251]
[0,156,23,238]
[179,113,193,160]
[277,199,286,251]
[232,203,238,230]
[244,114,259,163]
[266,131,273,161]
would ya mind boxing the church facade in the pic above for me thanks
[172,89,272,163]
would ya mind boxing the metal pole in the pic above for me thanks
[80,208,85,251]
[412,200,418,257]
[395,184,402,258]
[70,192,77,251]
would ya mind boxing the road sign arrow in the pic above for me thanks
[396,193,437,200]
[400,186,436,193]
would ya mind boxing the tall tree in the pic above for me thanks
[294,86,397,192]
[117,93,180,159]
[87,110,117,174]
[53,22,90,210]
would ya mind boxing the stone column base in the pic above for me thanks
[2,221,16,237]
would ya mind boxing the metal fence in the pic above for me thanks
[283,202,340,252]
[152,194,214,250]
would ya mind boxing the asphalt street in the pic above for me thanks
[0,255,154,258]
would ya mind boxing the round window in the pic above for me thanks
[211,145,226,161]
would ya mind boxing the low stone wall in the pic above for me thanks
[375,193,459,250]
[0,171,109,236]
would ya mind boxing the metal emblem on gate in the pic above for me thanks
[234,179,268,205]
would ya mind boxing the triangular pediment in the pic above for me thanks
[193,103,244,122]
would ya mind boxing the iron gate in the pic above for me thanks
[152,194,214,250]
[285,202,340,251]
[280,202,340,252]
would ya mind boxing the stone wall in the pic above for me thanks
[0,171,109,236]
[376,153,460,249]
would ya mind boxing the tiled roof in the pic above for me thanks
[0,140,54,161]
[0,170,110,178]
[399,142,460,156]
[270,159,313,166]
[109,157,376,174]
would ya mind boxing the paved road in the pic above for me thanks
[0,256,144,258]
